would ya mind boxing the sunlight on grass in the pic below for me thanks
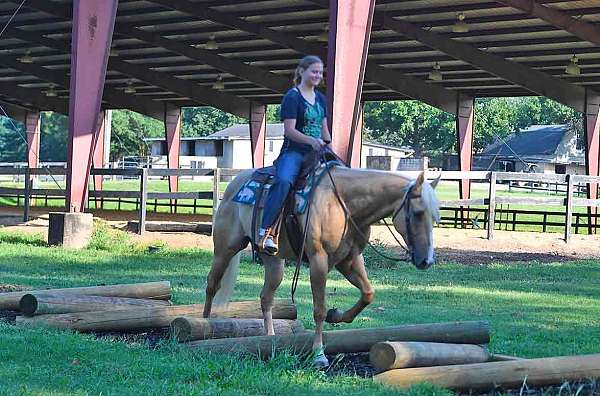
[0,228,599,394]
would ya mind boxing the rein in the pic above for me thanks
[290,151,418,302]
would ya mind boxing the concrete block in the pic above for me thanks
[48,212,94,248]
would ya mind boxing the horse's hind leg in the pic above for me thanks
[259,254,284,335]
[203,245,240,318]
[328,254,374,324]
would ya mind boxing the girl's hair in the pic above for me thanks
[293,55,323,86]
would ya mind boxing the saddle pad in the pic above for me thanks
[232,160,340,215]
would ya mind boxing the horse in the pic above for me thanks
[202,165,441,367]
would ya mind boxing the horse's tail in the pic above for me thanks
[212,252,241,309]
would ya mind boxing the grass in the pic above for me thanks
[0,226,599,394]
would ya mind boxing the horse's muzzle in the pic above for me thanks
[415,259,434,270]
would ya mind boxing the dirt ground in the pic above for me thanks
[2,208,599,264]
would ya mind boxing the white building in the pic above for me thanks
[146,123,414,170]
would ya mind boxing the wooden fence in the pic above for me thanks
[1,168,599,242]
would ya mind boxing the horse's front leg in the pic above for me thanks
[309,251,330,368]
[260,255,284,336]
[327,254,374,324]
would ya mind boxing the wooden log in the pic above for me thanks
[19,294,172,316]
[15,299,296,332]
[373,354,600,391]
[186,321,490,356]
[170,317,305,342]
[0,281,171,311]
[369,342,491,370]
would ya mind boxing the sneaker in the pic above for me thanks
[260,234,278,256]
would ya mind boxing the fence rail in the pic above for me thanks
[0,168,599,241]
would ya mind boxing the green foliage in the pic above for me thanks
[110,110,163,161]
[88,219,136,252]
[181,107,245,137]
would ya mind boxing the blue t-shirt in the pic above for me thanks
[280,87,328,153]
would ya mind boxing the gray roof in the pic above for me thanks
[482,125,570,157]
[205,123,285,139]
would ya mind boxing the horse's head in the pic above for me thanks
[392,172,441,270]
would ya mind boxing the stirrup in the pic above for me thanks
[259,234,279,256]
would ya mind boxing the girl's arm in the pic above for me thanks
[321,118,331,143]
[283,119,324,150]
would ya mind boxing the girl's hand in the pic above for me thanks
[310,137,326,151]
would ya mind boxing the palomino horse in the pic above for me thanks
[203,166,441,366]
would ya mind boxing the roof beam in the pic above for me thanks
[0,100,31,123]
[380,15,588,112]
[9,0,291,94]
[0,81,68,114]
[6,1,252,119]
[495,0,600,46]
[0,54,166,121]
[146,0,462,115]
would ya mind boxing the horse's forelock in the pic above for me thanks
[421,182,441,224]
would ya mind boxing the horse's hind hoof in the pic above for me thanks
[325,308,344,324]
[313,353,329,369]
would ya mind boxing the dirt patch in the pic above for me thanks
[2,208,600,265]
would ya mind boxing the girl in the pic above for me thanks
[259,55,331,255]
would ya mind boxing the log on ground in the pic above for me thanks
[15,299,296,332]
[170,317,305,342]
[373,353,600,391]
[0,281,171,311]
[186,321,490,356]
[20,294,172,316]
[370,342,491,370]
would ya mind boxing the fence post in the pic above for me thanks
[487,172,497,240]
[212,168,221,219]
[23,168,31,222]
[564,174,574,242]
[138,168,148,235]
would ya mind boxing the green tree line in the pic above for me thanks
[0,97,582,163]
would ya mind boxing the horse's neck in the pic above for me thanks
[332,168,410,226]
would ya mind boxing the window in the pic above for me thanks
[269,140,274,152]
[555,164,567,174]
[368,148,373,156]
[215,140,224,156]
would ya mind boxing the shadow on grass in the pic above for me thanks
[0,231,46,247]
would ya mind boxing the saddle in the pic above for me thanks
[232,148,343,261]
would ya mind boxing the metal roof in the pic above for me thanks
[0,0,599,116]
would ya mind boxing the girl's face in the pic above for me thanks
[300,62,324,87]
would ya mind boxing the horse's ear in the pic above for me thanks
[430,174,441,189]
[414,171,425,193]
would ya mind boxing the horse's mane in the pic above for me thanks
[421,181,441,224]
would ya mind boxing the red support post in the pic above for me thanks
[327,0,375,166]
[585,89,600,232]
[25,111,41,169]
[92,110,110,192]
[164,104,181,194]
[457,94,475,200]
[350,104,364,168]
[65,0,118,212]
[249,102,266,168]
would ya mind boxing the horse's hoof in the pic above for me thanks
[325,308,344,324]
[313,353,329,369]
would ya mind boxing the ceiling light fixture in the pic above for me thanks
[18,50,33,64]
[565,55,581,76]
[428,62,443,81]
[205,34,219,50]
[124,80,136,94]
[452,13,469,33]
[212,75,225,90]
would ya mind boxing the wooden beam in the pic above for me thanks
[380,16,588,112]
[0,81,68,114]
[496,0,600,46]
[0,55,165,121]
[0,100,30,123]
[146,0,462,115]
[5,1,253,119]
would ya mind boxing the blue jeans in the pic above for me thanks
[261,150,305,229]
